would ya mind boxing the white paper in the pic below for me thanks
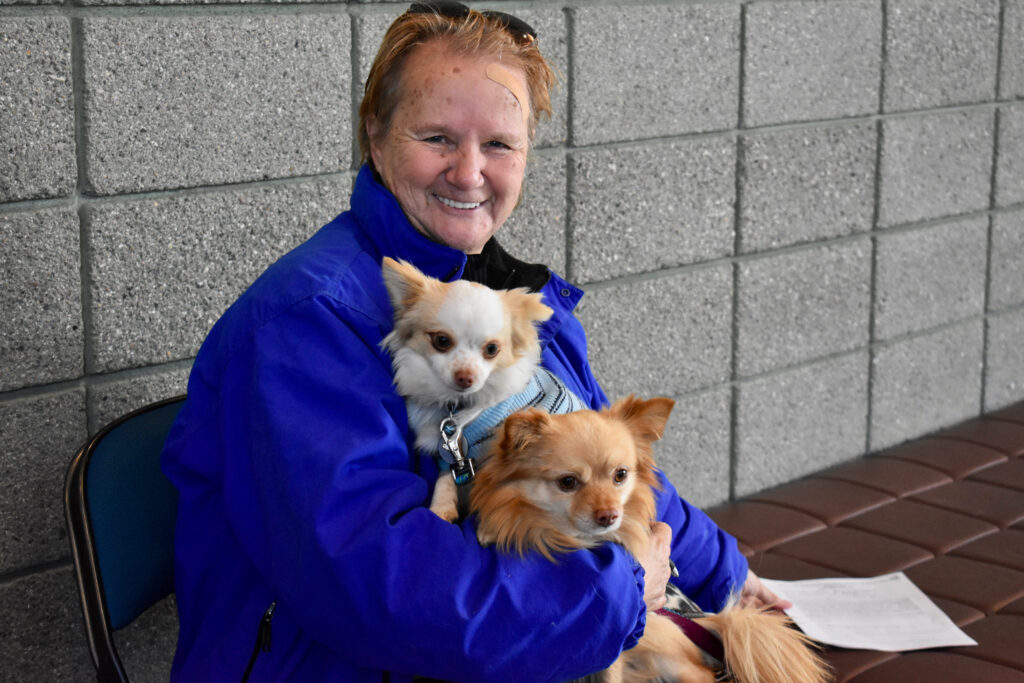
[760,572,977,652]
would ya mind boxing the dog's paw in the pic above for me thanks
[428,499,459,523]
[438,505,459,523]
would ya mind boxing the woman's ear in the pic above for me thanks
[366,115,383,169]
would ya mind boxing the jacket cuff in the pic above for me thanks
[622,555,648,651]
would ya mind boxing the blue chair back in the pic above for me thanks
[65,396,185,682]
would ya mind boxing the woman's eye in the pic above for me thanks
[423,135,446,144]
[486,140,511,150]
[482,342,500,359]
[429,333,453,352]
[557,476,578,492]
[613,468,628,484]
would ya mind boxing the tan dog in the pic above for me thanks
[470,396,831,683]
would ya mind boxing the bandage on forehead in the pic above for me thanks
[485,63,530,125]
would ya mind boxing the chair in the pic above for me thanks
[64,395,186,682]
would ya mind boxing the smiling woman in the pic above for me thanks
[160,2,757,682]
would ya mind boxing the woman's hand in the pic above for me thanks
[639,522,674,611]
[739,569,792,611]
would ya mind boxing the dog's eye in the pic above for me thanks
[482,342,500,359]
[557,476,578,492]
[613,468,628,484]
[429,332,453,352]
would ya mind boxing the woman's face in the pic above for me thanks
[368,41,530,255]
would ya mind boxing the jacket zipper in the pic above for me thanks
[240,601,276,683]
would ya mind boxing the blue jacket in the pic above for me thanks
[162,165,748,682]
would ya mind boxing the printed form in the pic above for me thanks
[761,572,978,652]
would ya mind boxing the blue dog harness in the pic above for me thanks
[436,367,587,483]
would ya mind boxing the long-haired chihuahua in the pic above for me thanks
[380,256,553,521]
[470,396,831,683]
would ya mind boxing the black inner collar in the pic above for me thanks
[461,238,551,293]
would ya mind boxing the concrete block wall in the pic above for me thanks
[1,0,1021,678]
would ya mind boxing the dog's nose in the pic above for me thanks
[453,371,475,389]
[594,509,619,528]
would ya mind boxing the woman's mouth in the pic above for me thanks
[435,194,483,210]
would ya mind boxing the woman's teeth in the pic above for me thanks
[436,195,481,210]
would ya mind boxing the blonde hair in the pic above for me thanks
[358,8,557,166]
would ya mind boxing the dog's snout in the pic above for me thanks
[453,370,475,389]
[593,509,620,528]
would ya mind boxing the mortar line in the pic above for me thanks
[563,5,576,282]
[726,3,748,503]
[0,357,194,405]
[349,10,363,171]
[982,113,1003,413]
[996,0,1008,102]
[866,0,887,455]
[866,118,884,457]
[0,559,74,587]
[69,13,96,433]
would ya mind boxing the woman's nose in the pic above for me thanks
[446,146,484,188]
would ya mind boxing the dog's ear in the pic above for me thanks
[381,257,428,313]
[503,289,553,353]
[498,408,551,456]
[608,395,675,447]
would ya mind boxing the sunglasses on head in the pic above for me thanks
[406,1,538,46]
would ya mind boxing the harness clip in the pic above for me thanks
[439,414,475,485]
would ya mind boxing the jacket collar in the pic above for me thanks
[349,164,467,283]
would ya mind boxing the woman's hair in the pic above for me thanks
[358,8,557,166]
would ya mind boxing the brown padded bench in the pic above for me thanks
[706,400,1024,682]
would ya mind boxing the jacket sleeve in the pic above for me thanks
[215,294,646,682]
[653,471,748,612]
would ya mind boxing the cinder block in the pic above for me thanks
[0,566,94,681]
[569,138,736,283]
[874,217,988,341]
[0,17,75,202]
[89,366,190,432]
[0,389,87,573]
[736,240,872,377]
[870,320,984,450]
[884,0,1000,112]
[0,208,82,392]
[502,153,567,275]
[736,352,869,497]
[571,4,739,145]
[878,110,994,227]
[996,106,1024,208]
[990,209,1024,310]
[86,177,351,373]
[656,387,732,510]
[739,122,877,254]
[574,265,733,399]
[744,0,881,127]
[985,307,1024,411]
[1003,0,1024,98]
[81,15,350,195]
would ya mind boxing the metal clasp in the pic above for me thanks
[439,414,475,485]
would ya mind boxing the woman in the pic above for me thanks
[162,3,774,681]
